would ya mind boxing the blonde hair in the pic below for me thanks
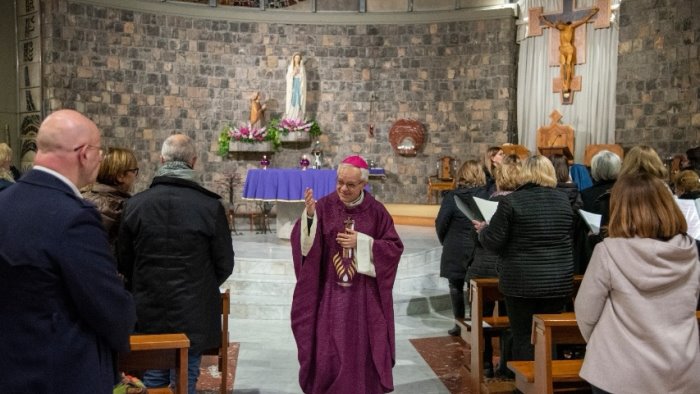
[457,160,486,187]
[608,172,687,239]
[97,147,137,186]
[0,143,14,182]
[520,155,557,188]
[494,161,522,191]
[619,145,667,180]
[673,170,700,195]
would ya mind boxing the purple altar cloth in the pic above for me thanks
[242,169,338,202]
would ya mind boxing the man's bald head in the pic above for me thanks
[34,109,102,189]
[37,109,99,153]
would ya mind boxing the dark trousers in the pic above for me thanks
[504,296,568,361]
[448,278,466,319]
[591,384,612,394]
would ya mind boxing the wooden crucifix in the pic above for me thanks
[528,0,611,105]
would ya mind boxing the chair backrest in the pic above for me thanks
[437,156,456,180]
[584,144,624,167]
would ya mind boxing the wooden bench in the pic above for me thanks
[201,289,231,394]
[508,313,587,394]
[458,278,512,394]
[118,333,190,394]
[508,311,700,394]
[459,276,584,394]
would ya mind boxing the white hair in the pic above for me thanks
[591,150,622,182]
[337,163,369,182]
[161,134,196,163]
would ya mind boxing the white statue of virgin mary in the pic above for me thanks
[284,52,306,121]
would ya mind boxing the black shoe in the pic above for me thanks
[448,324,461,336]
[495,367,515,380]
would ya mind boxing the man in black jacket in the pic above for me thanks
[118,133,234,394]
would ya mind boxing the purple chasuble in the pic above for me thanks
[290,192,404,394]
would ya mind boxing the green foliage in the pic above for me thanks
[218,125,232,157]
[265,119,282,150]
[308,120,322,138]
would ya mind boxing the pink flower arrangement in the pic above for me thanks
[279,118,314,133]
[228,123,267,143]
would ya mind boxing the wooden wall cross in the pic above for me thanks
[528,0,611,105]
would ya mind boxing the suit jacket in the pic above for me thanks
[0,170,136,394]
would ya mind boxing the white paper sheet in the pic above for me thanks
[578,209,602,235]
[473,197,499,223]
[675,198,700,240]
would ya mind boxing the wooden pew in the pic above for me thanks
[508,311,700,394]
[459,278,512,394]
[509,311,700,394]
[508,313,587,394]
[118,333,190,394]
[202,289,231,394]
[460,276,583,394]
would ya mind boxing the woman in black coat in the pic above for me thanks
[473,155,574,361]
[435,160,487,336]
[468,156,522,377]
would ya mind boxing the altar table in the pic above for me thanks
[242,169,338,238]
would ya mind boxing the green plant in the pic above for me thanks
[218,127,231,157]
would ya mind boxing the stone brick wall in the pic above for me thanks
[615,0,700,158]
[41,0,517,204]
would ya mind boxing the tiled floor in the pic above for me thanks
[197,310,465,394]
[197,224,472,393]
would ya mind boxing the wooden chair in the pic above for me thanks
[501,144,531,161]
[427,156,457,204]
[583,144,624,166]
[202,289,231,394]
[118,333,190,394]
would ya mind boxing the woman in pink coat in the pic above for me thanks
[575,172,700,394]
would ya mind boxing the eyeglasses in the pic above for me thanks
[126,168,139,176]
[336,180,363,190]
[73,144,104,157]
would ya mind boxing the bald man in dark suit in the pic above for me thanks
[0,109,136,394]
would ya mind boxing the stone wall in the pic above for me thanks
[41,0,517,203]
[615,0,700,158]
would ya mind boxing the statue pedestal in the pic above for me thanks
[229,141,273,152]
[280,132,311,143]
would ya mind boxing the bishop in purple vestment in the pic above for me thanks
[290,155,404,393]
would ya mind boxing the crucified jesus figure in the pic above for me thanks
[540,7,599,97]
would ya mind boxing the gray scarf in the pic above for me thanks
[155,160,199,183]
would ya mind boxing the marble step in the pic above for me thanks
[225,273,297,296]
[232,255,439,278]
[226,288,450,320]
[226,270,445,298]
